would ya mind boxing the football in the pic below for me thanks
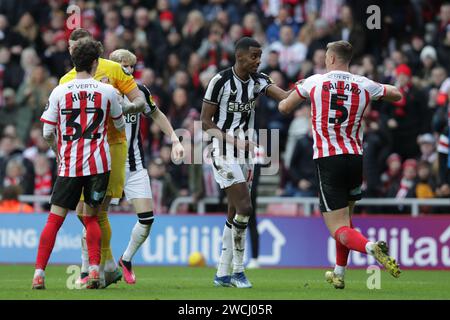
[188,252,206,267]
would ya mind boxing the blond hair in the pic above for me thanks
[109,49,137,65]
[326,41,353,64]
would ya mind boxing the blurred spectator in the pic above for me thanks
[260,50,282,76]
[0,185,33,213]
[0,133,34,194]
[168,69,190,94]
[257,70,291,146]
[297,11,319,46]
[32,153,53,212]
[405,34,426,76]
[202,0,241,25]
[168,87,193,129]
[363,108,391,198]
[186,53,204,107]
[133,7,161,72]
[20,47,40,79]
[16,65,56,125]
[160,143,189,193]
[174,0,199,31]
[82,9,102,40]
[386,159,417,213]
[285,122,317,197]
[197,21,232,71]
[0,46,25,90]
[417,45,438,87]
[269,25,307,81]
[43,31,72,78]
[266,5,300,44]
[381,64,428,159]
[23,124,56,162]
[284,104,310,170]
[3,157,33,194]
[0,88,33,143]
[310,48,327,76]
[140,68,169,112]
[9,12,38,53]
[103,10,124,39]
[417,133,438,166]
[380,153,403,197]
[181,9,206,54]
[416,160,436,197]
[360,54,379,81]
[148,157,178,213]
[306,18,335,61]
[182,114,204,211]
[222,23,243,51]
[425,67,447,119]
[320,0,345,25]
[437,24,450,73]
[241,12,263,38]
[333,5,366,60]
[416,160,437,214]
[0,14,10,47]
[435,2,450,44]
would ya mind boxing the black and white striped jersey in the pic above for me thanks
[124,84,158,172]
[203,67,273,158]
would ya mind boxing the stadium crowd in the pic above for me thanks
[0,0,449,214]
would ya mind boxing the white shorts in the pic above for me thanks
[124,169,153,201]
[211,157,254,190]
[111,169,153,204]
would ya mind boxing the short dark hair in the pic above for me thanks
[326,40,353,64]
[71,39,103,73]
[235,37,261,53]
[69,28,92,41]
[2,185,21,200]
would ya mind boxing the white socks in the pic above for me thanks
[365,241,376,255]
[34,269,45,278]
[232,214,249,274]
[122,221,152,262]
[80,227,89,274]
[334,265,346,277]
[89,265,99,273]
[217,221,233,277]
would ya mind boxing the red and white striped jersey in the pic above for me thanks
[41,78,123,177]
[296,70,386,159]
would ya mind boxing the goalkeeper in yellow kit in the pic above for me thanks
[59,28,146,288]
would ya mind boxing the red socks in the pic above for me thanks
[83,216,101,266]
[35,213,65,270]
[336,238,350,266]
[335,225,369,254]
[335,220,354,266]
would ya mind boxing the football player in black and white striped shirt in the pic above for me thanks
[109,49,184,284]
[201,37,292,288]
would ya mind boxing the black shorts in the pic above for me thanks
[314,154,362,212]
[51,172,110,210]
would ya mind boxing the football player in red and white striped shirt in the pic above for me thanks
[279,41,403,289]
[32,39,125,290]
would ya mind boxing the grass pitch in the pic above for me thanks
[1,265,449,300]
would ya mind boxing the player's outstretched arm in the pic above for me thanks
[382,84,403,102]
[266,85,292,101]
[150,109,184,161]
[278,89,305,115]
[121,87,147,114]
